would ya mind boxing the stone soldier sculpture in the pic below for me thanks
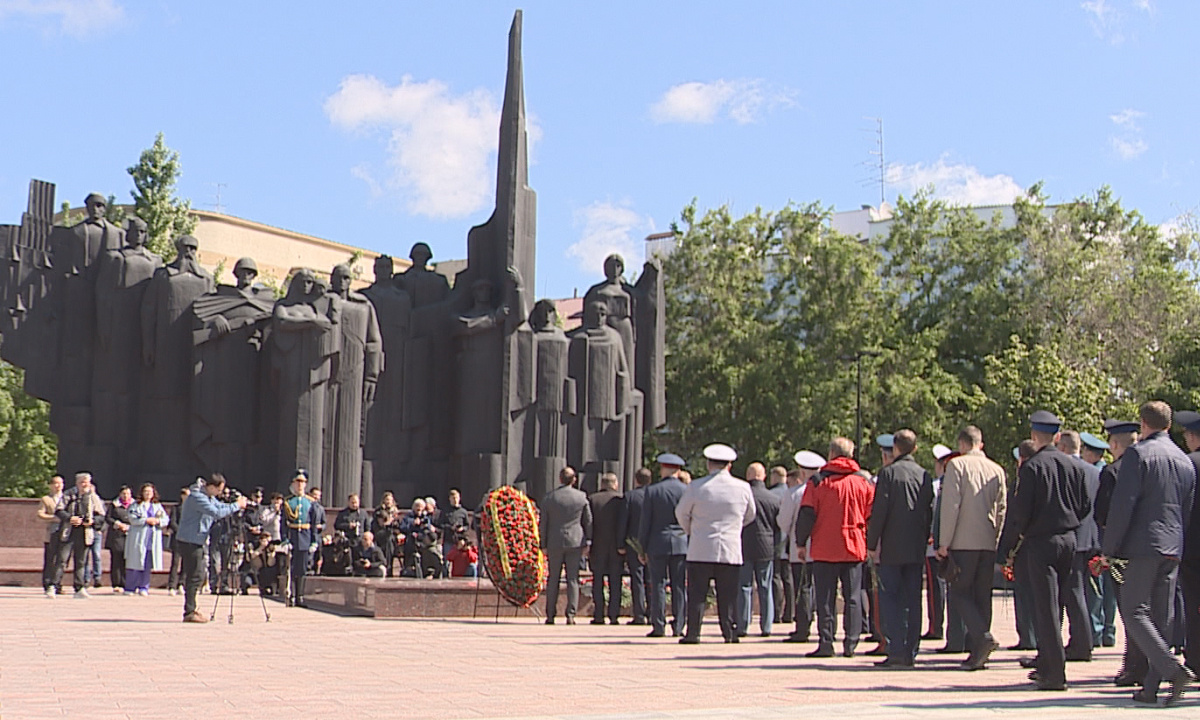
[190,257,275,487]
[567,301,632,494]
[92,217,161,466]
[360,255,412,503]
[520,299,573,501]
[140,234,215,486]
[271,269,338,492]
[397,242,452,463]
[322,263,383,504]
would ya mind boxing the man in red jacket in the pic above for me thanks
[795,437,876,658]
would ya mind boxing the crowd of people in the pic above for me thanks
[540,402,1197,708]
[35,469,480,620]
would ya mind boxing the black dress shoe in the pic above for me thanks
[806,646,834,658]
[608,618,619,625]
[865,645,888,656]
[1132,690,1157,705]
[628,619,647,625]
[590,618,605,625]
[1035,680,1067,691]
[842,649,856,658]
[1007,643,1035,651]
[1065,654,1092,662]
[782,634,810,644]
[936,646,966,654]
[545,618,555,625]
[1167,669,1191,707]
[679,636,699,645]
[921,632,943,641]
[1019,657,1039,669]
[646,629,665,638]
[874,658,897,667]
[1114,673,1142,687]
[565,617,576,625]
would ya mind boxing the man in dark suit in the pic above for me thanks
[738,462,782,637]
[638,453,689,637]
[539,466,593,625]
[866,429,934,667]
[1057,430,1101,661]
[998,411,1090,691]
[1175,410,1200,681]
[618,468,651,625]
[1102,401,1195,706]
[589,472,624,624]
[1096,419,1142,684]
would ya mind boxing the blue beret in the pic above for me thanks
[1079,432,1109,451]
[656,452,686,467]
[1030,410,1061,434]
[875,433,895,449]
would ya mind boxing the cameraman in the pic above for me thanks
[335,494,370,544]
[177,473,248,623]
[352,531,386,578]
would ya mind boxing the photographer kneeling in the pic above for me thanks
[176,473,248,623]
[353,531,386,578]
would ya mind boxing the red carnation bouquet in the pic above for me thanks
[480,486,546,608]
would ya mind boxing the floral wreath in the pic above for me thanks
[480,485,546,608]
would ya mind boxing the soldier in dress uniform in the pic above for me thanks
[282,469,319,608]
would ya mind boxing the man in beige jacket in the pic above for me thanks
[936,425,1007,670]
[37,475,65,597]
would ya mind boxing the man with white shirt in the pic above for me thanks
[781,451,825,643]
[676,443,755,644]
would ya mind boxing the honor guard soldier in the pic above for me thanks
[283,470,319,608]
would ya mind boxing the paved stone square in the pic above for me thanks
[0,586,1192,719]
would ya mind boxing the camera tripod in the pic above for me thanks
[208,538,271,623]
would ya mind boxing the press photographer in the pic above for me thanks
[176,473,248,623]
[352,531,386,577]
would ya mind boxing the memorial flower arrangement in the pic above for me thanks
[480,485,546,608]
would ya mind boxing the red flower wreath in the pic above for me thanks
[480,486,546,608]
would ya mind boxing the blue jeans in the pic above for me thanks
[85,533,103,584]
[878,562,923,663]
[737,560,774,636]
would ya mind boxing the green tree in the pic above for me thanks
[127,132,197,260]
[0,361,56,497]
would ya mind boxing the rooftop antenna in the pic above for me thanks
[857,117,887,206]
[209,182,227,214]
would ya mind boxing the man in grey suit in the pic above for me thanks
[1102,401,1195,706]
[639,453,690,637]
[540,466,593,625]
[589,472,624,625]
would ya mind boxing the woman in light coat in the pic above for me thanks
[124,483,169,596]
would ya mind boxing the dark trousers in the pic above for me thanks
[1120,555,1186,695]
[812,561,863,652]
[626,552,647,623]
[790,562,815,638]
[1013,571,1038,649]
[878,562,923,663]
[591,553,622,622]
[179,540,206,618]
[862,562,883,643]
[774,557,795,623]
[42,538,61,591]
[1182,561,1200,676]
[290,547,310,602]
[949,549,996,653]
[110,549,126,590]
[1064,551,1094,658]
[684,561,739,641]
[647,553,686,635]
[545,547,583,620]
[924,555,945,637]
[1019,532,1075,687]
[167,545,183,590]
[51,530,91,592]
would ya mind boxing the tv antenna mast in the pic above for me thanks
[858,117,887,206]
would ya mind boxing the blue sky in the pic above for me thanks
[1,1,1196,299]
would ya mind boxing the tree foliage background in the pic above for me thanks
[658,187,1200,475]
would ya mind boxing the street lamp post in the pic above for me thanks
[839,350,881,462]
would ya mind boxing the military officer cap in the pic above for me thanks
[1175,410,1200,432]
[931,443,953,461]
[1079,432,1110,451]
[1102,418,1139,435]
[233,257,258,275]
[292,468,309,483]
[702,443,737,463]
[876,433,895,449]
[656,452,686,468]
[793,450,826,470]
[1030,410,1061,434]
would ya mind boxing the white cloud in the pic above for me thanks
[0,0,123,36]
[650,79,794,125]
[325,73,541,219]
[1108,108,1148,160]
[566,202,655,275]
[1082,1,1154,44]
[886,159,1024,206]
